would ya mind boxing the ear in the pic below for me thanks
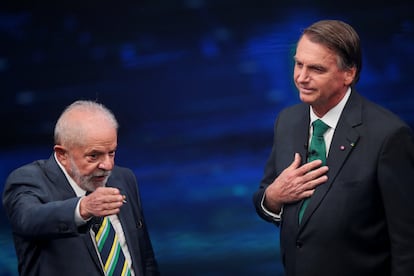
[344,67,356,86]
[54,145,68,165]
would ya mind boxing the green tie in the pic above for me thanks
[298,119,330,223]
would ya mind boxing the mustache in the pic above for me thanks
[91,171,111,178]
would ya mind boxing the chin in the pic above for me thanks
[84,181,106,192]
[299,94,315,104]
[94,181,107,188]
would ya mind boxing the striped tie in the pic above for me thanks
[95,216,131,276]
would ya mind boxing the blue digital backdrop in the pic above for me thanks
[1,1,413,275]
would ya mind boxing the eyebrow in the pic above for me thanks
[294,56,326,70]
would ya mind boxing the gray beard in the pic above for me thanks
[69,157,111,192]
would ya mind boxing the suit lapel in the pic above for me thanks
[299,91,363,228]
[45,155,77,198]
[117,205,144,275]
[82,231,105,273]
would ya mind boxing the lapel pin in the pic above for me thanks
[340,145,345,151]
[350,142,355,147]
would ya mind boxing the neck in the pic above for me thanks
[312,88,349,117]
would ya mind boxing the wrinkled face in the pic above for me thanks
[293,35,355,116]
[57,123,117,192]
[67,152,112,192]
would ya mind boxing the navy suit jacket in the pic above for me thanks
[253,90,414,276]
[2,155,159,276]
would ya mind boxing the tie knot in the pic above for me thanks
[312,119,329,137]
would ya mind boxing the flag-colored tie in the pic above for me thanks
[298,119,330,223]
[95,216,131,276]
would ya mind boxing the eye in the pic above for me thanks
[88,154,99,161]
[295,60,303,68]
[305,65,325,74]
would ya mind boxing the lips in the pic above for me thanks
[299,87,314,94]
[92,174,109,182]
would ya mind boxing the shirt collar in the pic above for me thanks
[310,87,351,129]
[54,152,86,197]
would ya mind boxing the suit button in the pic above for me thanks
[296,240,303,248]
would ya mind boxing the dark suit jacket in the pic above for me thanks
[2,155,160,276]
[253,90,414,276]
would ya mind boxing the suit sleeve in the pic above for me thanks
[378,125,414,274]
[2,168,82,239]
[253,117,282,225]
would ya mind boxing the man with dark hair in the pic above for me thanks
[253,20,414,275]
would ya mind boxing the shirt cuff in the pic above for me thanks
[74,197,89,226]
[261,193,283,222]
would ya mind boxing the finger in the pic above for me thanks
[96,187,120,196]
[104,208,121,216]
[303,174,329,192]
[109,187,121,195]
[304,165,329,180]
[99,194,124,206]
[96,208,121,217]
[299,173,328,199]
[103,200,123,210]
[301,189,315,199]
[297,159,324,175]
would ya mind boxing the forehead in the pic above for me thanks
[74,121,117,152]
[83,127,117,146]
[295,35,337,65]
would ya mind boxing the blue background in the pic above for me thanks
[1,1,413,275]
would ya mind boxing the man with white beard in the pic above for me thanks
[3,100,160,276]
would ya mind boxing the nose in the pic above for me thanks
[296,68,309,83]
[98,155,114,170]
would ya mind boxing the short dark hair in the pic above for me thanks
[302,20,362,85]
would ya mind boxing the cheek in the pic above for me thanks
[293,68,299,81]
[76,162,97,176]
[325,79,344,92]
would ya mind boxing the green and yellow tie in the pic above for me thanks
[95,216,132,276]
